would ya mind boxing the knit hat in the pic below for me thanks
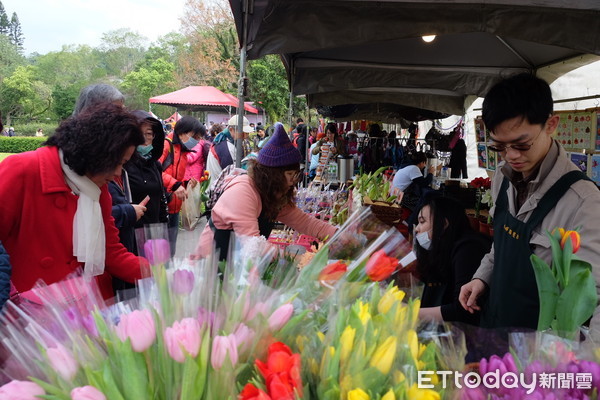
[257,123,302,167]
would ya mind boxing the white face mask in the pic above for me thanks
[415,231,432,250]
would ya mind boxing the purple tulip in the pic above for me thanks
[144,239,170,265]
[171,269,195,294]
[0,380,45,399]
[502,353,519,374]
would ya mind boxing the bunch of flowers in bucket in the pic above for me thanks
[469,177,492,220]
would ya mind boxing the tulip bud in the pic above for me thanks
[382,389,396,400]
[365,249,398,281]
[348,388,370,400]
[560,230,580,253]
[115,309,156,352]
[211,334,239,369]
[47,344,78,381]
[171,269,195,294]
[268,303,294,331]
[339,326,356,365]
[164,318,202,363]
[143,238,170,265]
[0,380,45,399]
[369,336,397,374]
[71,386,107,400]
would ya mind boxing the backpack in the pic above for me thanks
[161,137,174,171]
[206,164,247,210]
[291,132,301,148]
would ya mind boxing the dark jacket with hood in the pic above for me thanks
[108,111,168,255]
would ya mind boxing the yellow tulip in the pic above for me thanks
[309,357,319,375]
[369,336,397,374]
[296,335,307,352]
[348,388,370,400]
[381,389,396,400]
[407,384,440,400]
[340,326,356,365]
[395,304,407,326]
[358,301,372,325]
[330,346,336,357]
[410,299,421,327]
[407,329,419,362]
[317,331,326,343]
[393,371,406,385]
[378,286,406,314]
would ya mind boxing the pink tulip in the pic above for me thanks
[211,334,239,370]
[172,269,195,294]
[268,303,294,331]
[233,323,255,353]
[144,239,170,265]
[115,309,156,352]
[164,318,202,363]
[47,344,78,381]
[502,352,518,374]
[246,301,270,321]
[0,380,45,399]
[71,386,107,400]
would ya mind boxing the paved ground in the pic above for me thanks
[174,216,206,258]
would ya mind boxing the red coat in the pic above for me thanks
[0,146,144,299]
[159,133,188,214]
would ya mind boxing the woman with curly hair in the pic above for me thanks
[0,103,147,300]
[194,123,337,260]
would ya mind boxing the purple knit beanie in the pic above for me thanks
[257,122,302,167]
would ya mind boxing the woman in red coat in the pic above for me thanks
[0,104,147,300]
[159,116,203,256]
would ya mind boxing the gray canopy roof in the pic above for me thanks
[230,0,600,115]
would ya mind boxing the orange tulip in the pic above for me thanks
[365,249,398,281]
[560,230,580,253]
[318,261,348,282]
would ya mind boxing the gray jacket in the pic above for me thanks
[473,140,600,331]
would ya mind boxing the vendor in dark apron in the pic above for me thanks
[482,170,590,329]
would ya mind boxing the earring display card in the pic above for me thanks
[474,116,486,143]
[477,143,487,169]
[569,152,589,174]
[486,146,497,171]
[556,111,594,150]
[591,154,600,185]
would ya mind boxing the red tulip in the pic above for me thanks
[266,373,295,400]
[239,383,272,400]
[318,261,348,281]
[255,342,303,398]
[365,249,398,281]
[560,230,580,253]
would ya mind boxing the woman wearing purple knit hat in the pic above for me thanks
[194,123,337,260]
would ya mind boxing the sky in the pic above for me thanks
[3,0,187,55]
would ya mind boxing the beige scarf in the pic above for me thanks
[59,149,106,279]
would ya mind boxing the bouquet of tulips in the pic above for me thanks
[0,233,301,400]
[461,331,600,399]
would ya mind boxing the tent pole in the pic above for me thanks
[235,0,250,168]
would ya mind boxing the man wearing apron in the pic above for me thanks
[459,73,600,331]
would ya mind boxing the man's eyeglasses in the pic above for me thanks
[487,126,544,153]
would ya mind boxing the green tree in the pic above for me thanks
[34,45,105,87]
[121,57,176,110]
[0,1,9,36]
[52,84,81,120]
[0,34,24,80]
[99,28,148,76]
[0,65,52,124]
[8,12,23,53]
[247,55,290,122]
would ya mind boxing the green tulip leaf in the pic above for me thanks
[555,269,598,333]
[531,254,559,330]
[548,232,565,287]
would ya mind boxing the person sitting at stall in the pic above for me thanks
[391,152,435,209]
[193,123,337,261]
[0,103,147,300]
[414,195,492,325]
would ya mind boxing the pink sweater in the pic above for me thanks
[195,175,337,257]
[184,140,206,181]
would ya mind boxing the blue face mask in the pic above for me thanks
[137,144,153,158]
[415,231,432,250]
[185,137,199,150]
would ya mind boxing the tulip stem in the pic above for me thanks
[144,350,155,393]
